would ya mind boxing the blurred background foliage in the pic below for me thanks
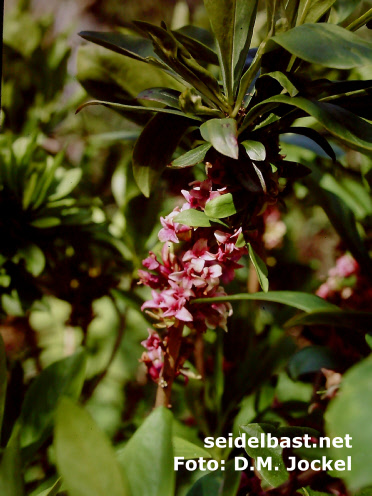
[1,0,372,495]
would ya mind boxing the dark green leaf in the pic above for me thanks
[117,407,175,496]
[288,346,338,380]
[241,140,266,161]
[79,31,157,62]
[248,243,269,293]
[283,127,336,161]
[55,398,129,496]
[76,99,197,119]
[325,356,372,490]
[285,309,372,330]
[241,423,289,487]
[200,118,239,159]
[137,87,181,109]
[173,26,219,65]
[20,351,87,459]
[0,427,24,496]
[170,143,212,168]
[133,21,227,110]
[271,23,372,69]
[186,472,223,496]
[133,113,191,197]
[0,334,7,439]
[192,291,337,311]
[243,95,372,154]
[203,0,258,102]
[173,437,212,459]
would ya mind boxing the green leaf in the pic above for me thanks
[79,31,157,62]
[55,398,129,496]
[133,113,191,197]
[203,0,258,102]
[248,243,269,293]
[285,309,372,331]
[325,356,372,491]
[283,127,336,161]
[241,423,289,487]
[0,334,7,440]
[48,169,82,201]
[76,99,198,119]
[333,0,362,22]
[260,72,299,97]
[170,143,212,168]
[30,217,61,228]
[243,95,372,154]
[20,351,87,459]
[137,87,181,108]
[0,427,24,496]
[192,291,337,312]
[296,0,336,25]
[271,23,372,69]
[200,118,239,159]
[186,472,223,496]
[173,26,219,65]
[173,437,212,459]
[35,479,62,496]
[204,193,238,218]
[242,140,266,161]
[288,346,339,380]
[133,21,226,111]
[117,407,175,496]
[174,209,211,227]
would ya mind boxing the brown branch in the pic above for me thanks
[155,322,184,408]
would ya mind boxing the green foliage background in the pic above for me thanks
[1,0,372,495]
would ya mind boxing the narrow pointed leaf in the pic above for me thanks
[192,291,337,312]
[133,113,191,197]
[55,398,129,496]
[271,23,372,69]
[284,309,372,330]
[170,143,212,168]
[200,118,239,159]
[204,193,238,218]
[79,31,156,62]
[76,99,200,119]
[283,127,336,161]
[242,95,372,153]
[242,140,266,161]
[248,243,269,292]
[35,479,62,496]
[173,26,218,65]
[137,87,181,108]
[296,0,336,25]
[204,0,258,102]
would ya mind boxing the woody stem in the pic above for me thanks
[155,322,184,408]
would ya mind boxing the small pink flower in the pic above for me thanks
[329,254,359,278]
[158,207,191,243]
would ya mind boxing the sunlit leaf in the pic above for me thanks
[200,118,239,159]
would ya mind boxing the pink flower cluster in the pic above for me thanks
[139,180,247,381]
[316,254,372,310]
[140,329,164,381]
